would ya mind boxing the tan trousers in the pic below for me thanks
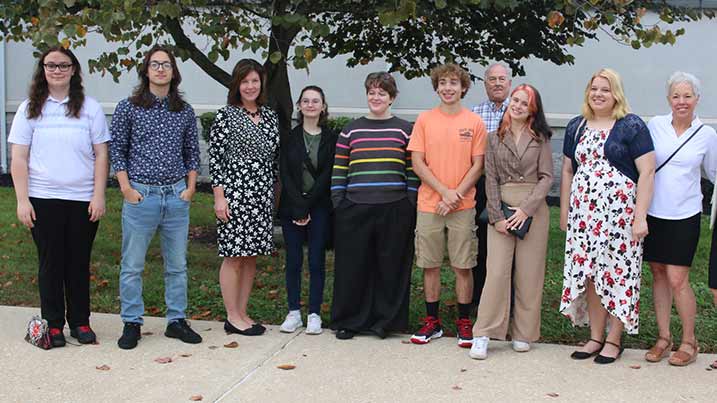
[473,183,549,342]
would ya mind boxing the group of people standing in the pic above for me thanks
[9,45,717,368]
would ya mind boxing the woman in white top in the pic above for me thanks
[8,47,110,347]
[643,72,717,366]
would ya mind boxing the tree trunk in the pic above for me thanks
[264,23,300,134]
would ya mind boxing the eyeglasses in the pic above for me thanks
[43,63,73,72]
[487,76,509,84]
[149,61,173,71]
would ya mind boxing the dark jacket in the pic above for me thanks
[279,124,338,220]
[562,113,654,183]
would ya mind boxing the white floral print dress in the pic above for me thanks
[560,127,642,334]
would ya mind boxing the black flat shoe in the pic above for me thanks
[224,320,264,336]
[570,338,604,360]
[594,340,625,364]
[336,329,356,340]
[251,323,266,334]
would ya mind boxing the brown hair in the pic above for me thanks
[497,84,552,142]
[296,85,329,126]
[27,46,84,119]
[364,72,398,98]
[430,63,471,98]
[129,45,186,112]
[227,59,267,106]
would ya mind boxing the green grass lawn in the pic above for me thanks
[1,187,716,351]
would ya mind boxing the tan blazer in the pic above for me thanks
[484,129,554,224]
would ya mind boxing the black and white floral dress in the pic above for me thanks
[560,127,642,334]
[209,105,279,257]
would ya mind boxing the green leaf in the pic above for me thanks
[269,51,282,64]
[435,0,447,9]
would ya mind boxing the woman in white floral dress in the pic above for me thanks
[559,68,655,364]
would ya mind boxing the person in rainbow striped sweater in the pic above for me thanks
[329,72,419,340]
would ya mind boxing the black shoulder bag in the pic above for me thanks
[655,124,704,173]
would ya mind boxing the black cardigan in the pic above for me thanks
[278,124,338,220]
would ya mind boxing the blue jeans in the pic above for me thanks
[119,179,190,325]
[280,206,330,314]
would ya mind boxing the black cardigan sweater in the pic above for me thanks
[278,124,338,220]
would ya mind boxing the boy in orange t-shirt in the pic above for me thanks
[407,63,487,348]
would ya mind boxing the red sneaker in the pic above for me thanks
[410,316,443,344]
[455,318,473,348]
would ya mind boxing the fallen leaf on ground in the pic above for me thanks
[460,368,467,372]
[154,357,173,364]
[3,281,12,288]
[96,279,109,288]
[208,346,218,350]
[189,395,203,401]
[401,340,411,344]
[546,393,559,398]
[141,331,154,336]
[277,364,296,370]
[180,353,192,358]
[321,304,330,313]
[203,328,212,332]
[629,365,641,369]
[444,299,457,307]
[224,341,239,348]
[147,306,161,315]
[95,365,111,371]
[190,310,212,320]
[451,385,462,390]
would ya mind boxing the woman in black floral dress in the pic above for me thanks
[209,59,279,336]
[559,69,655,364]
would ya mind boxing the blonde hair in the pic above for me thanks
[581,68,630,120]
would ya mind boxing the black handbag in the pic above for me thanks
[478,202,533,239]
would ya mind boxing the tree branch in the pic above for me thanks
[161,17,232,88]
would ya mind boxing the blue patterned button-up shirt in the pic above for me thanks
[472,98,509,134]
[109,96,201,185]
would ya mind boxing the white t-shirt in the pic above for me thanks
[8,96,111,201]
[648,113,717,219]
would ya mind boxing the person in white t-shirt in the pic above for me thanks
[643,71,717,366]
[8,47,110,348]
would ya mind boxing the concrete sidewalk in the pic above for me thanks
[1,305,715,403]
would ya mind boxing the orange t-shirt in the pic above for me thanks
[407,107,487,213]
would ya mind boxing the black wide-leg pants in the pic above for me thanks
[330,197,416,333]
[30,198,99,329]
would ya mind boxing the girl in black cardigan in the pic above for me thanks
[278,86,337,334]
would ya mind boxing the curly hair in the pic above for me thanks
[430,63,471,98]
[129,45,186,112]
[27,46,84,119]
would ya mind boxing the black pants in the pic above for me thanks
[330,198,416,333]
[473,176,488,306]
[709,222,717,289]
[30,198,99,329]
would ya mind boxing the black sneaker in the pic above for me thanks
[70,325,97,344]
[335,329,356,340]
[49,328,66,347]
[165,319,202,344]
[118,322,141,350]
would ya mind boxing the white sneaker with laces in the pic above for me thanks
[305,313,323,335]
[512,340,530,352]
[280,310,302,333]
[469,336,489,360]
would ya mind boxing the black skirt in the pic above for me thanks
[643,213,701,267]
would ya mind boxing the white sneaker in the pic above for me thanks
[280,310,302,333]
[512,340,530,352]
[469,336,489,360]
[305,313,323,335]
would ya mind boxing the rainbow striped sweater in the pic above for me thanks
[331,116,419,207]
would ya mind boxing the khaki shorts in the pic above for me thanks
[415,209,477,269]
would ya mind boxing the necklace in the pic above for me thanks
[243,107,261,118]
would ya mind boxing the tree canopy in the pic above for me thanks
[1,0,712,127]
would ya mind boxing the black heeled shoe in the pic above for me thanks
[594,340,625,364]
[224,320,265,336]
[336,329,356,340]
[570,338,604,360]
